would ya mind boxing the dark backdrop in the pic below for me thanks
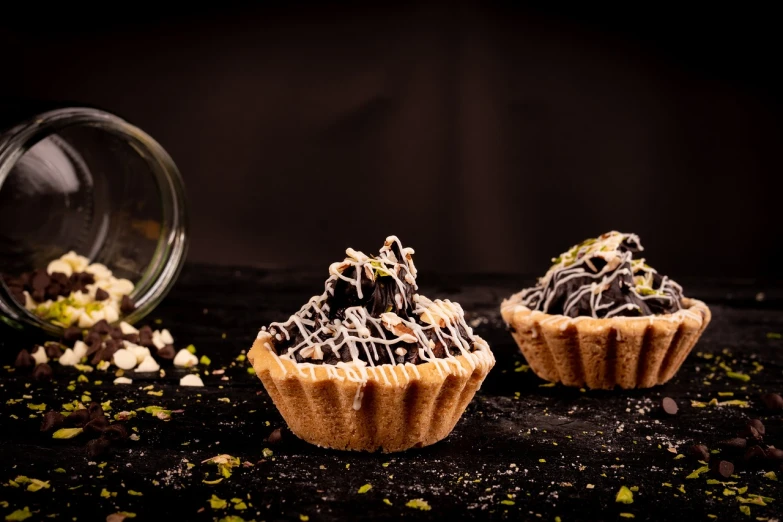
[2,3,781,279]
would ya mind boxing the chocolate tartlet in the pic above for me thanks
[248,236,495,452]
[501,232,710,389]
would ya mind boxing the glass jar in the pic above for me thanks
[0,106,188,336]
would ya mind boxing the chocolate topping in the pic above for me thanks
[518,232,685,318]
[264,236,484,367]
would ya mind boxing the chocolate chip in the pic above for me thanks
[86,437,111,458]
[44,342,64,358]
[109,326,123,340]
[65,409,90,427]
[718,437,747,451]
[102,424,128,441]
[739,424,763,443]
[661,397,678,415]
[14,349,33,369]
[85,340,102,357]
[711,460,734,478]
[761,393,783,411]
[40,411,65,432]
[138,326,153,347]
[31,288,46,302]
[84,416,110,434]
[744,445,767,462]
[31,269,50,291]
[45,282,63,300]
[92,319,111,335]
[90,349,107,365]
[156,344,176,360]
[78,272,95,285]
[94,288,109,301]
[120,295,136,314]
[748,419,765,437]
[122,333,140,345]
[104,339,120,353]
[63,326,83,344]
[87,402,105,420]
[9,287,25,304]
[766,447,783,461]
[267,428,283,445]
[689,444,710,462]
[32,363,53,381]
[84,331,102,345]
[50,271,69,285]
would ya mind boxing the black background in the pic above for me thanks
[1,3,781,279]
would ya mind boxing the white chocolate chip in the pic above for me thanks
[103,303,119,324]
[119,321,139,335]
[85,263,112,281]
[61,251,90,273]
[46,259,73,277]
[23,291,36,311]
[58,348,80,366]
[179,374,204,387]
[109,278,134,296]
[151,331,166,350]
[135,355,160,373]
[395,347,407,356]
[30,346,48,365]
[159,329,174,345]
[78,312,96,329]
[72,340,89,360]
[113,348,138,370]
[173,349,198,368]
[123,341,150,363]
[113,376,133,385]
[69,291,90,306]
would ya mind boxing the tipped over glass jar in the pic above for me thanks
[0,106,188,336]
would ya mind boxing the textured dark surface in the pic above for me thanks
[0,264,782,521]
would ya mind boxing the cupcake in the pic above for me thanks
[501,231,710,390]
[248,236,495,452]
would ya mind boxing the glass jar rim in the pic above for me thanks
[0,107,189,335]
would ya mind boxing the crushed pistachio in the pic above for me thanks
[383,499,392,506]
[262,448,273,458]
[210,495,228,510]
[5,507,33,521]
[405,499,431,511]
[358,484,372,494]
[726,371,750,382]
[686,466,710,479]
[26,403,46,411]
[615,486,634,504]
[52,428,83,439]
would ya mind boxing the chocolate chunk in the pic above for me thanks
[104,339,120,352]
[9,287,25,305]
[689,444,710,462]
[747,419,765,437]
[41,411,65,432]
[92,319,111,335]
[65,409,90,427]
[761,393,783,411]
[14,349,34,369]
[63,326,83,344]
[102,424,128,441]
[267,428,283,445]
[90,349,107,365]
[739,424,763,443]
[94,288,109,301]
[32,363,53,381]
[109,326,123,340]
[744,445,767,462]
[120,295,136,314]
[86,437,111,458]
[31,288,46,302]
[661,397,678,415]
[87,402,105,420]
[31,269,50,291]
[84,331,102,346]
[122,333,140,345]
[84,416,109,434]
[85,340,102,357]
[711,460,734,478]
[718,437,747,451]
[766,447,783,461]
[156,344,176,360]
[45,282,63,300]
[138,325,153,347]
[44,342,64,358]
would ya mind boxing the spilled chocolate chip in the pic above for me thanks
[766,447,783,461]
[122,333,140,345]
[86,437,111,458]
[689,444,710,462]
[94,288,110,301]
[14,349,34,369]
[44,342,64,359]
[760,393,783,411]
[739,424,763,443]
[661,397,678,415]
[156,344,176,361]
[717,437,747,451]
[267,428,283,445]
[748,419,766,436]
[87,402,105,420]
[65,409,90,427]
[84,331,102,346]
[84,416,110,434]
[63,326,83,344]
[138,326,153,348]
[102,424,128,442]
[711,460,734,478]
[32,363,53,381]
[31,269,50,291]
[31,288,46,302]
[120,295,136,314]
[85,341,102,357]
[109,326,123,340]
[92,319,111,335]
[41,411,65,432]
[744,445,767,462]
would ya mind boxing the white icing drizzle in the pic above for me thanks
[257,236,493,409]
[519,231,684,318]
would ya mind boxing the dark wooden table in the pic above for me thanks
[1,265,782,521]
